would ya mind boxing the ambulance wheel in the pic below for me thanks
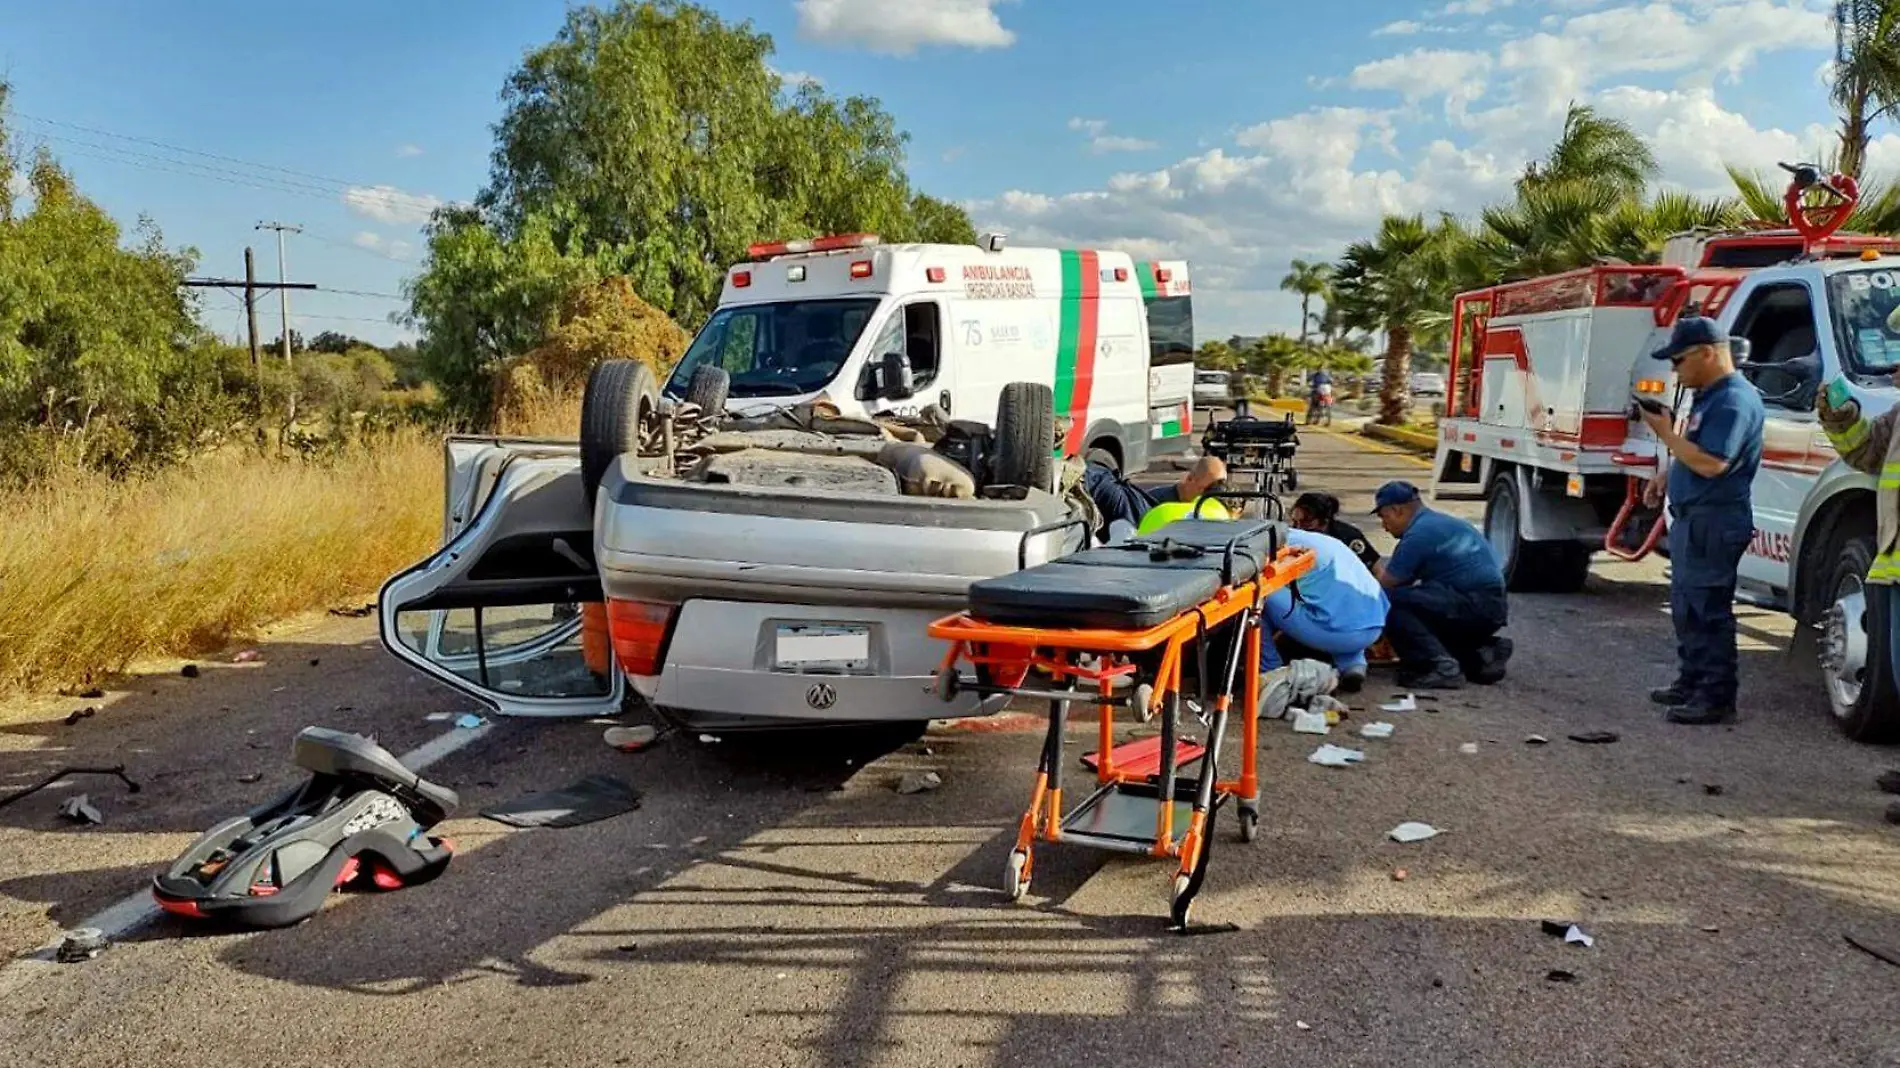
[581,359,659,508]
[1818,528,1900,743]
[994,382,1056,492]
[1004,849,1031,902]
[683,365,729,418]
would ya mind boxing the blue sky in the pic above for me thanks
[0,0,1858,346]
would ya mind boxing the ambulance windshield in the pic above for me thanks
[667,298,881,398]
[1828,267,1900,374]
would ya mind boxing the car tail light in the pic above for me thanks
[926,267,946,283]
[731,270,752,288]
[1114,267,1128,282]
[1155,267,1172,283]
[850,259,874,279]
[605,599,677,677]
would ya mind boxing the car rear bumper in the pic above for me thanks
[628,599,1002,728]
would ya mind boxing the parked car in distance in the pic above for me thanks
[1409,371,1446,396]
[1193,369,1231,407]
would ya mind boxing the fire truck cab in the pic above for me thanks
[1432,167,1900,741]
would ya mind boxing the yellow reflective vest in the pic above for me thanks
[1819,393,1900,584]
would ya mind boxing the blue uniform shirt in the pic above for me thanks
[1384,508,1505,593]
[1286,528,1388,634]
[1666,372,1764,511]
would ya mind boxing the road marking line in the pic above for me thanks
[0,722,495,994]
[1311,425,1435,468]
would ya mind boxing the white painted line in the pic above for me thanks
[0,722,496,994]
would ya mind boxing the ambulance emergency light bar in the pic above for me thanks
[746,233,882,260]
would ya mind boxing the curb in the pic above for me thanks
[1360,422,1439,453]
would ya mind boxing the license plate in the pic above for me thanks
[774,624,870,673]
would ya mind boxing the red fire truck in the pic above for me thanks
[1431,163,1900,740]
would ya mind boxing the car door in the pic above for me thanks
[379,438,624,718]
[1728,282,1825,595]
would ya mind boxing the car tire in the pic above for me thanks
[1816,525,1900,742]
[580,359,658,509]
[1484,471,1590,593]
[683,364,729,417]
[1524,540,1592,594]
[993,382,1056,492]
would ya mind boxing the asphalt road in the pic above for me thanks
[3,427,1899,1068]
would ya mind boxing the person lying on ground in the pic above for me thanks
[1370,480,1512,690]
[1291,491,1380,569]
[1081,455,1228,543]
[1259,525,1388,697]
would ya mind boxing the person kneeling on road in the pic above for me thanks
[1371,481,1512,689]
[1259,525,1388,695]
[1291,491,1381,570]
[1081,455,1228,543]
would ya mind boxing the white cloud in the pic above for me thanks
[794,0,1016,55]
[395,144,423,158]
[350,231,414,260]
[968,0,1847,343]
[1068,117,1157,154]
[342,184,442,225]
[767,65,823,89]
[1374,20,1424,35]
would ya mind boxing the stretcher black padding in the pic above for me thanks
[1061,519,1283,585]
[968,561,1222,631]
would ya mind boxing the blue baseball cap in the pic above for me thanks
[1371,481,1421,513]
[1652,316,1727,362]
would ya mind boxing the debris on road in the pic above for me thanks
[481,775,642,829]
[0,765,139,810]
[1458,742,1480,755]
[426,712,453,722]
[896,771,943,795]
[1703,783,1726,796]
[1392,868,1409,881]
[55,927,109,963]
[236,772,263,784]
[1389,821,1441,843]
[605,725,661,752]
[1358,721,1395,740]
[1292,709,1331,735]
[79,687,105,699]
[180,664,201,679]
[1310,695,1351,723]
[454,714,488,730]
[1700,924,1720,934]
[1295,1021,1311,1031]
[1567,731,1619,745]
[1546,969,1578,983]
[1381,694,1417,713]
[232,650,262,664]
[1542,920,1594,947]
[1525,734,1549,745]
[1844,932,1900,968]
[64,707,97,725]
[58,794,103,825]
[1308,743,1365,768]
[329,602,375,618]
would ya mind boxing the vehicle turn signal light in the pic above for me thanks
[731,270,752,289]
[1635,379,1666,394]
[605,599,678,677]
[849,259,874,279]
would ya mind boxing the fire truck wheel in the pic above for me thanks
[580,359,659,509]
[1818,530,1900,742]
[1484,472,1591,593]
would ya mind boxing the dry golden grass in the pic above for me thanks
[0,432,443,693]
[494,386,584,439]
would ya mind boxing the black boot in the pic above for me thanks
[1649,684,1689,707]
[1397,658,1465,690]
[1459,637,1512,685]
[1666,702,1736,726]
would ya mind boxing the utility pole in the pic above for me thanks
[184,250,314,425]
[257,221,304,424]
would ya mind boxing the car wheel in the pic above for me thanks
[1816,527,1900,742]
[683,364,729,418]
[1483,472,1528,587]
[993,382,1056,492]
[581,359,658,509]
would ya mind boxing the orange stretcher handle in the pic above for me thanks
[1603,474,1665,562]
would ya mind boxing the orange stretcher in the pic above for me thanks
[928,515,1315,927]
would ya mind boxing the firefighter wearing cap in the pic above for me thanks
[1370,480,1512,689]
[1636,315,1765,725]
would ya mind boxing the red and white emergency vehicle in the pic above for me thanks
[1136,260,1197,461]
[1431,163,1900,741]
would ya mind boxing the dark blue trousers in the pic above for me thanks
[1666,505,1752,707]
[1384,581,1508,672]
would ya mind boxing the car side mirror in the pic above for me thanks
[872,351,915,401]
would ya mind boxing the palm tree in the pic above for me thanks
[1246,334,1307,398]
[1834,2,1900,179]
[1331,214,1457,427]
[1517,103,1658,201]
[1279,259,1332,346]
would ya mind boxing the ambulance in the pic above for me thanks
[1430,163,1900,742]
[659,233,1190,472]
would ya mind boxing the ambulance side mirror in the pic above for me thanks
[872,351,915,401]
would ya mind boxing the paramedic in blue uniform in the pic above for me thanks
[1371,481,1512,689]
[1637,315,1765,725]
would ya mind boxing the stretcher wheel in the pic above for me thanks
[1238,807,1259,844]
[936,665,961,703]
[1169,873,1195,928]
[1134,683,1156,722]
[1004,849,1031,902]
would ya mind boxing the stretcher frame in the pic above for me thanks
[928,520,1315,927]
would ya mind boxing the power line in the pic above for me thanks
[318,286,406,300]
[13,111,366,192]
